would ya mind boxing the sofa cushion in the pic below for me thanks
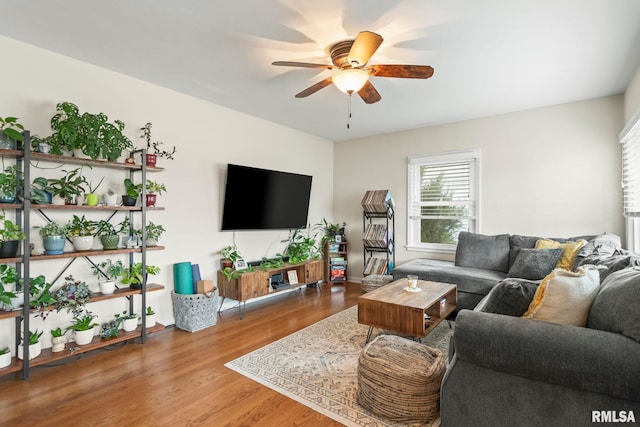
[506,248,563,280]
[508,234,542,267]
[475,278,539,317]
[588,267,640,343]
[535,238,587,270]
[455,232,511,273]
[523,266,600,326]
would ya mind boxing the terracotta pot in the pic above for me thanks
[145,194,157,207]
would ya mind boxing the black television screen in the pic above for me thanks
[221,164,313,231]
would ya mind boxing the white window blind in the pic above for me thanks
[621,115,640,217]
[407,149,479,252]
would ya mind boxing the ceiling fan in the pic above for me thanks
[272,31,434,104]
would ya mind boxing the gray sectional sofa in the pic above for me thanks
[392,231,604,311]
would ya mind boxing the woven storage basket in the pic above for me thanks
[357,334,445,423]
[172,291,218,332]
[361,274,394,294]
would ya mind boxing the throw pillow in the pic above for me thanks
[476,278,540,317]
[523,265,600,326]
[578,253,632,282]
[535,238,587,270]
[508,234,542,267]
[588,267,640,343]
[506,248,563,280]
[578,232,622,258]
[455,232,511,273]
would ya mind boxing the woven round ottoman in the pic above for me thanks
[357,334,445,423]
[360,274,394,294]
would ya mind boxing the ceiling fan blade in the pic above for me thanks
[348,31,383,66]
[272,61,332,69]
[368,64,434,79]
[295,77,333,98]
[358,81,381,104]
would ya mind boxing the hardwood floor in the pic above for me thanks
[0,282,361,426]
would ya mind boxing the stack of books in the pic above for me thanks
[330,258,347,281]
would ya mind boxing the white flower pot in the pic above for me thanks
[0,351,12,368]
[72,236,94,251]
[146,314,156,328]
[122,317,138,332]
[103,193,118,206]
[18,342,41,360]
[74,327,95,346]
[99,280,116,295]
[51,336,66,353]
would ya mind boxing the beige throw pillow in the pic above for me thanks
[523,265,600,326]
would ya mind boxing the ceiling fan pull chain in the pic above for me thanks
[347,93,352,129]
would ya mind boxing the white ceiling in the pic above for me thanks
[1,0,640,142]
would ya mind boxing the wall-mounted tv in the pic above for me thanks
[221,164,313,231]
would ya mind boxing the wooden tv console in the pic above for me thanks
[217,259,324,318]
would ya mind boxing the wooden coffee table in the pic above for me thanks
[358,278,457,342]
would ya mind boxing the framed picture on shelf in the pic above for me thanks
[335,235,342,243]
[287,270,299,285]
[234,258,248,270]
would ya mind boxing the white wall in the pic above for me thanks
[0,36,334,350]
[335,96,625,279]
[625,65,640,122]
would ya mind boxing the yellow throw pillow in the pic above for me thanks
[535,238,587,270]
[523,266,600,326]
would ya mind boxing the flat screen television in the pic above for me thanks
[221,164,313,231]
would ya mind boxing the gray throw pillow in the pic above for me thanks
[455,232,511,273]
[508,234,541,267]
[476,278,539,317]
[588,267,640,343]
[506,248,563,280]
[578,253,631,281]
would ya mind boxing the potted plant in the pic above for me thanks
[219,245,242,269]
[30,135,52,154]
[18,330,43,361]
[85,176,104,206]
[134,221,165,246]
[145,179,166,207]
[0,264,18,310]
[123,178,141,206]
[114,310,139,332]
[0,164,21,203]
[0,116,25,149]
[65,307,98,345]
[140,122,176,166]
[120,262,160,290]
[0,214,26,258]
[0,347,11,368]
[48,167,88,205]
[281,227,320,264]
[103,189,118,206]
[100,317,123,339]
[65,214,97,251]
[49,101,133,161]
[0,283,17,312]
[50,327,66,353]
[91,259,124,294]
[30,176,54,204]
[52,275,92,313]
[23,275,55,319]
[314,218,347,247]
[37,221,66,254]
[96,220,120,250]
[145,306,156,328]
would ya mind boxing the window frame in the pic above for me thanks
[406,149,480,254]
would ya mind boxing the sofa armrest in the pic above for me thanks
[453,310,640,401]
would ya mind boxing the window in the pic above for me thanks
[407,149,479,253]
[621,111,640,252]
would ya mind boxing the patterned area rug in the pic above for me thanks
[225,305,453,426]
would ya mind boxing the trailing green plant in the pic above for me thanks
[0,164,22,200]
[49,101,133,161]
[281,227,320,263]
[66,307,98,332]
[64,214,97,237]
[48,167,88,202]
[0,214,26,242]
[50,327,64,338]
[221,265,253,281]
[37,221,66,237]
[30,177,54,204]
[53,275,92,313]
[220,245,242,263]
[140,122,176,159]
[0,116,25,142]
[120,262,160,288]
[258,256,285,271]
[91,259,125,281]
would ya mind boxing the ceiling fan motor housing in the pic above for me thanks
[330,40,357,68]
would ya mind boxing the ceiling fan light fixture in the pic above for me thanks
[332,69,369,94]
